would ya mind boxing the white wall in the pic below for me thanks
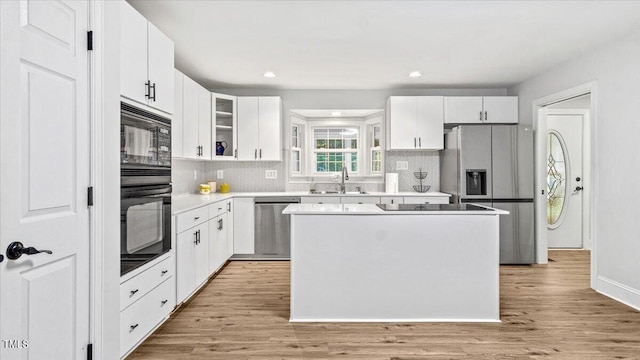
[509,30,640,310]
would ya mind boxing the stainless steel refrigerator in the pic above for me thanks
[441,125,535,264]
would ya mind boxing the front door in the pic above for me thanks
[546,113,584,248]
[0,1,91,359]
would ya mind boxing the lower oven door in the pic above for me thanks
[121,184,172,275]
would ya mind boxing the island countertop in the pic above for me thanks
[283,203,509,215]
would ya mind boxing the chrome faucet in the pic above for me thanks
[339,166,349,194]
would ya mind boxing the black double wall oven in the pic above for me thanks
[120,103,172,276]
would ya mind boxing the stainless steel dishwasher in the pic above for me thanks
[254,197,300,259]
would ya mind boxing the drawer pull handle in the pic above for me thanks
[194,216,200,220]
[161,299,168,306]
[130,289,139,296]
[130,323,139,332]
[161,270,168,276]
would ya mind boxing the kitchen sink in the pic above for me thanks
[309,190,340,194]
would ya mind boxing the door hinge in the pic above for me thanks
[87,343,93,360]
[87,31,93,51]
[88,187,94,207]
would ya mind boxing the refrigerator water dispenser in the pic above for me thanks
[466,170,487,195]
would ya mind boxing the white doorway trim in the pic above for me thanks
[532,81,598,289]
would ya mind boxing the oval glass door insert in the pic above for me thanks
[547,132,568,227]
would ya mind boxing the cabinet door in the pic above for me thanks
[258,97,281,161]
[379,197,403,205]
[176,228,197,303]
[182,76,200,159]
[172,70,183,157]
[233,198,255,254]
[300,197,341,204]
[340,196,381,204]
[387,96,417,150]
[120,2,148,105]
[444,97,483,124]
[194,223,210,287]
[416,96,444,149]
[226,200,234,258]
[237,97,260,160]
[147,22,174,114]
[198,86,212,159]
[483,96,518,124]
[208,214,228,274]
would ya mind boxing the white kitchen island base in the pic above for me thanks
[285,204,506,322]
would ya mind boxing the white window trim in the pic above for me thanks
[289,116,384,182]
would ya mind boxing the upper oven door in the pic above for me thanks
[121,103,171,168]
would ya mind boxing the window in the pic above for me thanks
[312,128,359,173]
[291,124,301,174]
[369,124,382,173]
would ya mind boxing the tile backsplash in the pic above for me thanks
[172,151,440,195]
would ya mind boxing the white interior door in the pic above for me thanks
[547,114,584,248]
[1,1,91,359]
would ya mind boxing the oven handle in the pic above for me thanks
[121,185,172,199]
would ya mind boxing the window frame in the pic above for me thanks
[310,125,361,175]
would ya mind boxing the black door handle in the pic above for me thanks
[6,241,53,260]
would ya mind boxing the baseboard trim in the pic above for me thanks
[596,275,640,311]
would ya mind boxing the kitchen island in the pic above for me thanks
[283,203,508,322]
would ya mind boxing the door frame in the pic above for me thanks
[89,1,121,360]
[532,81,598,288]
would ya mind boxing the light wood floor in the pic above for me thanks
[128,250,640,359]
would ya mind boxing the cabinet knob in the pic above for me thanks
[161,299,168,306]
[130,289,139,297]
[130,323,139,332]
[161,270,168,276]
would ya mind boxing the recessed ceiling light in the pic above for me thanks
[331,111,342,116]
[263,72,276,78]
[409,71,422,78]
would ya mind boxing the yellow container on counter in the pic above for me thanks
[219,182,230,193]
[199,184,211,195]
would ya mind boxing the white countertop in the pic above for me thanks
[172,191,451,215]
[282,203,508,215]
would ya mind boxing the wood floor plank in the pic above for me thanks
[127,251,640,359]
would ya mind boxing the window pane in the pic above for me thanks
[547,132,567,227]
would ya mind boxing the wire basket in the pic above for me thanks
[413,185,431,193]
[414,171,428,180]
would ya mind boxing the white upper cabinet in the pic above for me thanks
[237,97,282,161]
[176,72,212,159]
[212,93,237,160]
[444,96,518,124]
[386,96,444,150]
[482,96,519,123]
[120,2,174,114]
[198,86,212,159]
[172,70,183,158]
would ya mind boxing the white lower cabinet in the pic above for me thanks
[176,221,209,304]
[300,196,341,204]
[120,255,175,358]
[209,211,229,274]
[176,200,232,304]
[233,197,255,254]
[403,196,449,204]
[340,196,380,204]
[380,196,404,205]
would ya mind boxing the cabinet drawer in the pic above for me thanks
[176,206,209,233]
[301,196,341,204]
[120,256,174,311]
[380,196,404,205]
[403,196,450,205]
[340,196,381,204]
[208,201,228,218]
[120,277,175,357]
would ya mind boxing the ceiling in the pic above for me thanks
[129,1,640,90]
